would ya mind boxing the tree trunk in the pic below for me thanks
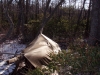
[25,0,29,24]
[84,0,91,39]
[35,0,39,20]
[0,0,3,25]
[15,0,26,40]
[88,0,100,45]
[14,0,22,38]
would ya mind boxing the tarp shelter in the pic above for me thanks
[7,33,61,68]
[22,33,61,68]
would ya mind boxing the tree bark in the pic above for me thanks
[88,0,100,45]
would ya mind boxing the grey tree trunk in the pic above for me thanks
[25,0,29,24]
[88,0,100,45]
[84,0,91,39]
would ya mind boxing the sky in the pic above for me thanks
[51,0,90,9]
[0,0,90,9]
[75,0,90,9]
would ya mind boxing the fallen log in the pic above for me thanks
[7,55,23,64]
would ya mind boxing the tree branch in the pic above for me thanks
[39,0,65,34]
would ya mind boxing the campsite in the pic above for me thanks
[0,0,100,75]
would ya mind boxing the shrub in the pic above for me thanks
[48,42,100,75]
[25,68,44,75]
[26,40,100,75]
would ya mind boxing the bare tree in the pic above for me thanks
[39,0,65,35]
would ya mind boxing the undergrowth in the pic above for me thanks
[25,42,100,75]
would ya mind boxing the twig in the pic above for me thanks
[14,50,19,57]
[0,52,20,55]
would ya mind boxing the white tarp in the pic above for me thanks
[23,33,61,68]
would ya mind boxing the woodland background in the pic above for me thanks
[0,0,91,45]
[0,0,100,75]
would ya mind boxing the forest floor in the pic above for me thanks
[0,39,26,75]
[0,39,59,75]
